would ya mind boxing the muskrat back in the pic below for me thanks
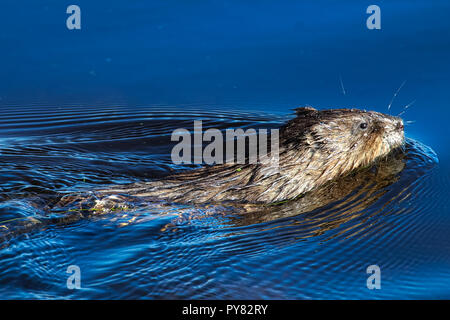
[96,107,405,205]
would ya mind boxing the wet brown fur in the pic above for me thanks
[96,107,405,205]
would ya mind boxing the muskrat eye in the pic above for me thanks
[359,122,368,130]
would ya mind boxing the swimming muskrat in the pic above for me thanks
[0,107,412,241]
[90,106,405,207]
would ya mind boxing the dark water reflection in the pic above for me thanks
[0,106,447,299]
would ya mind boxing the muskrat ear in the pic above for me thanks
[294,106,317,117]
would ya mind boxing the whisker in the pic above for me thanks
[339,75,346,96]
[388,80,407,111]
[404,120,416,126]
[397,99,416,117]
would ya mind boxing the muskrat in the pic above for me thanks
[91,106,405,206]
[0,107,409,241]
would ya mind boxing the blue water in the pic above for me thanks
[0,0,449,299]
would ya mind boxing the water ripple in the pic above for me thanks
[0,105,447,299]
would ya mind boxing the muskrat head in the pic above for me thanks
[281,107,405,171]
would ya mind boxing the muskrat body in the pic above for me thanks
[95,107,405,206]
[0,107,408,241]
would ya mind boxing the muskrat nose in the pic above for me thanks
[396,121,404,130]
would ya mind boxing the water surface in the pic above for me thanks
[0,0,449,299]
